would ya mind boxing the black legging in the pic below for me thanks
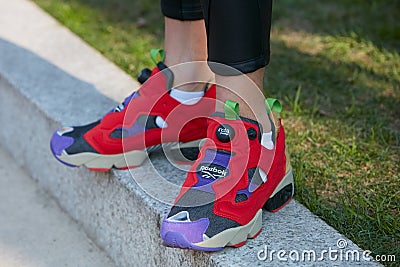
[161,0,272,76]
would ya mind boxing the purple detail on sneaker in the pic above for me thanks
[161,217,222,251]
[202,149,230,166]
[50,131,77,167]
[193,183,215,194]
[122,91,139,107]
[50,131,74,156]
[161,232,222,252]
[237,188,251,198]
[107,91,139,114]
[194,175,214,187]
[119,120,146,138]
[161,217,209,244]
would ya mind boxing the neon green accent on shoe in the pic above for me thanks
[266,98,282,114]
[224,100,239,120]
[150,49,166,65]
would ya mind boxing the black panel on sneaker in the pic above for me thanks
[235,193,248,203]
[64,121,100,154]
[180,147,200,161]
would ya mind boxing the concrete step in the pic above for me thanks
[0,146,114,267]
[0,0,380,266]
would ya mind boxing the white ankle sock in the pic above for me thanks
[169,88,204,105]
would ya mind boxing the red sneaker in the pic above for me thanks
[161,100,294,251]
[50,50,216,171]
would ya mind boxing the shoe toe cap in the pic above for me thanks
[50,128,74,156]
[161,215,209,243]
[161,216,223,251]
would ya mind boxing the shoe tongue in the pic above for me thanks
[157,62,174,90]
[210,111,225,118]
[211,99,262,132]
[150,48,174,90]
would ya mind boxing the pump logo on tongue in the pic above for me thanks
[216,124,235,143]
[197,163,229,180]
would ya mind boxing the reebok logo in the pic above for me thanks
[197,164,229,180]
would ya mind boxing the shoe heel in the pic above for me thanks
[264,166,294,212]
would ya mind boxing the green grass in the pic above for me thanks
[268,2,400,263]
[33,0,164,76]
[32,0,399,264]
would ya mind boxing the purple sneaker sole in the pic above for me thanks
[162,231,222,252]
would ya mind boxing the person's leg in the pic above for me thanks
[161,0,294,252]
[161,0,213,92]
[216,69,270,131]
[202,0,273,132]
[162,0,272,129]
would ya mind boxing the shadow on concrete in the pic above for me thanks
[0,38,116,126]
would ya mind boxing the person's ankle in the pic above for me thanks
[166,61,214,92]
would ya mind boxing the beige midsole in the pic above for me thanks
[194,209,262,248]
[57,139,203,169]
[58,149,148,169]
